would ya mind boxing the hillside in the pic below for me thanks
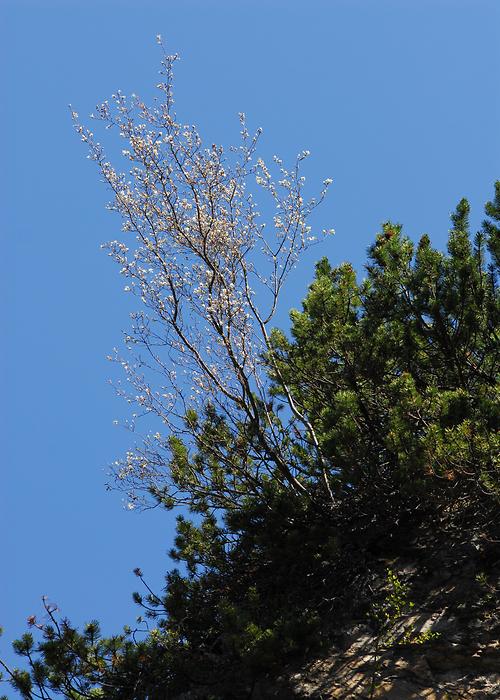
[287,529,500,699]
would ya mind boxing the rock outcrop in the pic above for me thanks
[283,536,500,699]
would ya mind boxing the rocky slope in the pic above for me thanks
[280,535,500,699]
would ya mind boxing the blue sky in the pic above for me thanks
[2,0,499,676]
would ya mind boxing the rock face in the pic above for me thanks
[289,633,500,698]
[283,538,500,699]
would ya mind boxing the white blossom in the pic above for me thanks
[73,48,336,510]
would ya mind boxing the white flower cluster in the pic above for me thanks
[74,49,335,510]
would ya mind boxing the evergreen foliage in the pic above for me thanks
[2,186,499,699]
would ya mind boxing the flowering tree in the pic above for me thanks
[72,44,336,513]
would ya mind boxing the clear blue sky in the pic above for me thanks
[2,0,499,675]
